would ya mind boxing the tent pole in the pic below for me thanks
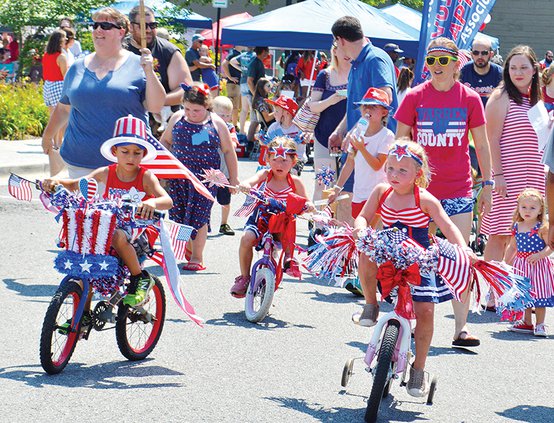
[215,7,222,74]
[306,49,318,98]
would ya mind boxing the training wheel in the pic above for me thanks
[341,358,355,387]
[426,376,438,405]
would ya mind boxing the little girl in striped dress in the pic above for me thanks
[353,140,475,397]
[506,188,554,337]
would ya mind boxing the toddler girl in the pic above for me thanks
[198,45,219,95]
[354,140,474,397]
[230,137,314,298]
[505,188,554,337]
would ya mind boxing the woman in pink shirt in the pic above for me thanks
[395,37,493,348]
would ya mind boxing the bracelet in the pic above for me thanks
[493,173,503,177]
[481,180,494,188]
[333,185,344,192]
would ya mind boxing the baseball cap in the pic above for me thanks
[192,34,205,43]
[354,87,393,111]
[384,43,403,54]
[266,94,298,116]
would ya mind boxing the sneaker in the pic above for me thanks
[344,277,364,297]
[352,303,379,327]
[230,275,250,298]
[534,323,548,337]
[284,258,302,279]
[407,367,427,397]
[57,311,92,335]
[509,321,534,334]
[219,224,235,236]
[124,273,154,307]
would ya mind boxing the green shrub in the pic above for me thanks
[0,81,49,140]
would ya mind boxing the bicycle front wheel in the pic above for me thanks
[39,280,82,374]
[245,267,275,323]
[365,321,400,423]
[116,276,166,361]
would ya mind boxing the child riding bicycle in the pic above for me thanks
[43,115,173,308]
[231,137,315,298]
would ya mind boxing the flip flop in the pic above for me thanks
[185,242,192,261]
[182,262,206,271]
[452,331,480,347]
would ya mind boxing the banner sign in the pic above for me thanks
[414,0,497,85]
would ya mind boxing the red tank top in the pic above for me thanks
[42,52,64,81]
[103,164,152,201]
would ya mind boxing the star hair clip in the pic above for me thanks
[180,83,211,97]
[389,144,423,165]
[269,141,296,159]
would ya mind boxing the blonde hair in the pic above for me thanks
[386,139,431,188]
[212,96,233,113]
[427,37,460,78]
[542,63,554,86]
[92,8,130,35]
[267,136,298,162]
[513,188,546,228]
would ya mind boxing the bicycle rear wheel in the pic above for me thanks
[245,267,275,323]
[116,276,165,360]
[365,321,400,423]
[39,280,82,374]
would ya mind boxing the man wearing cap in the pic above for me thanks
[384,43,403,78]
[186,34,215,82]
[460,39,502,107]
[540,50,553,70]
[127,6,193,107]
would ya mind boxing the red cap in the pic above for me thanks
[266,94,298,116]
[354,87,393,110]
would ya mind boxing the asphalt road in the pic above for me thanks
[0,159,553,423]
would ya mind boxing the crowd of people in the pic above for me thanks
[33,8,554,399]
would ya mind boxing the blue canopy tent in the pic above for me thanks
[90,0,212,29]
[221,0,419,57]
[381,3,499,52]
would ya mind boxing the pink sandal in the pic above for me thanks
[182,262,206,271]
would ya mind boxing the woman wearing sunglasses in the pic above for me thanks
[395,37,493,348]
[41,7,165,179]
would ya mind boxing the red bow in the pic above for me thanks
[377,261,421,319]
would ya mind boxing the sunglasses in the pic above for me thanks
[472,50,490,56]
[132,21,158,29]
[425,55,457,66]
[92,21,122,30]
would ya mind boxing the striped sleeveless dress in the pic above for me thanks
[512,222,554,307]
[377,187,453,303]
[481,97,545,235]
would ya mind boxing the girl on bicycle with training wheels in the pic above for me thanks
[353,140,476,397]
[230,137,315,298]
[42,115,173,309]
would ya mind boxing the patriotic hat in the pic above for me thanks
[354,87,393,111]
[266,94,299,116]
[100,115,157,163]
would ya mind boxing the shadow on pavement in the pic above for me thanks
[345,340,367,353]
[301,289,364,305]
[3,278,56,298]
[0,359,184,389]
[497,405,554,422]
[488,330,552,342]
[205,311,315,330]
[264,396,364,422]
[428,346,478,356]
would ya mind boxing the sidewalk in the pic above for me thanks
[0,138,50,184]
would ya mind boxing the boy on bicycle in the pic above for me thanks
[43,115,173,307]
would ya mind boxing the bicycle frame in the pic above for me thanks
[364,310,413,375]
[249,232,279,293]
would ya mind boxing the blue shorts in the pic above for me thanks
[440,196,474,217]
[217,186,231,206]
[240,83,251,97]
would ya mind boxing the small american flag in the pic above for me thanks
[234,183,266,218]
[8,174,33,202]
[142,133,214,201]
[168,221,194,261]
[435,237,472,301]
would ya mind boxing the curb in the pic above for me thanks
[0,163,49,177]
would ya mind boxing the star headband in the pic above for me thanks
[427,45,459,59]
[269,141,297,159]
[389,144,423,165]
[180,83,211,97]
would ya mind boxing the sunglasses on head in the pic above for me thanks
[132,21,158,29]
[472,50,490,56]
[425,55,457,66]
[92,21,122,30]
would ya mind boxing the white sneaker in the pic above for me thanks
[534,323,547,337]
[407,367,427,397]
[352,303,379,327]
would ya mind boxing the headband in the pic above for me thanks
[180,83,211,97]
[268,141,296,159]
[389,144,423,165]
[427,45,459,58]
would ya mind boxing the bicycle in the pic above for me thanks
[341,307,438,422]
[39,193,171,375]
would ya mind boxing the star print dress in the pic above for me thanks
[168,115,220,239]
[512,222,554,307]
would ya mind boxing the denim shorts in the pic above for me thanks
[240,83,251,96]
[440,196,475,217]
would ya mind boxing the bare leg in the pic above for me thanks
[239,95,251,134]
[239,231,257,276]
[358,254,378,305]
[111,229,141,275]
[535,307,546,325]
[483,234,510,307]
[412,301,435,370]
[47,105,66,176]
[220,204,230,225]
[189,224,208,265]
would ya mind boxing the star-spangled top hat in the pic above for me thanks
[100,115,157,163]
